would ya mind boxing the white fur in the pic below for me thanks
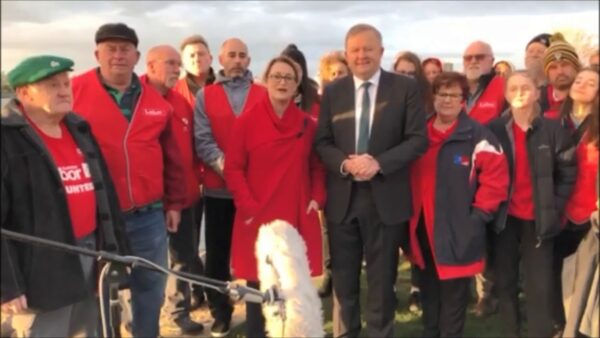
[256,219,324,338]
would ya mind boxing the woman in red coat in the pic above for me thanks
[223,55,326,337]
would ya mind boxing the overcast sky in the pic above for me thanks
[1,1,598,78]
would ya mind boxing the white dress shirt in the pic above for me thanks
[353,69,381,151]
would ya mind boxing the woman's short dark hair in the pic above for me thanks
[431,71,469,101]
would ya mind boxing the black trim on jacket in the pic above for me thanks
[488,113,577,241]
[1,99,129,311]
[430,113,505,265]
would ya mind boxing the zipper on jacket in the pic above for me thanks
[123,88,143,210]
[501,120,517,229]
[525,126,543,240]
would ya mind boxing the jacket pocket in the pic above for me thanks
[449,213,486,264]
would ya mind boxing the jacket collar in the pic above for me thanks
[426,111,474,141]
[1,98,89,131]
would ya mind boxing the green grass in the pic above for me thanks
[231,260,504,337]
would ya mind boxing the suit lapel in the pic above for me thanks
[336,76,356,154]
[369,69,391,148]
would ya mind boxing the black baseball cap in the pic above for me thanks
[95,23,139,47]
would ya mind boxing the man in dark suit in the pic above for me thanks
[314,23,428,338]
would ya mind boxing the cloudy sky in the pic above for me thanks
[1,1,598,78]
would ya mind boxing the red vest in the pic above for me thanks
[468,75,505,125]
[150,77,202,208]
[72,69,184,211]
[173,78,197,107]
[173,78,207,187]
[203,83,266,190]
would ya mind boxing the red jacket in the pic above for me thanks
[565,132,599,224]
[140,75,201,208]
[467,75,505,125]
[224,98,326,280]
[72,69,186,211]
[203,83,266,190]
[306,101,320,122]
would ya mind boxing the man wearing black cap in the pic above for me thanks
[72,23,187,338]
[2,55,127,337]
[525,33,551,87]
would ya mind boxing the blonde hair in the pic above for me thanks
[179,34,210,52]
[505,69,538,89]
[318,50,348,86]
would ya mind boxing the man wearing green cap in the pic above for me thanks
[1,55,128,337]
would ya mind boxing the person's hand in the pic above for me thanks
[306,200,319,214]
[1,295,27,314]
[348,154,381,181]
[165,209,181,233]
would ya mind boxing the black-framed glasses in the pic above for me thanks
[463,54,490,62]
[268,73,296,83]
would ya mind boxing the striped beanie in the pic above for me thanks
[543,33,581,75]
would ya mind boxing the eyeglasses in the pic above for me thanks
[435,92,463,100]
[268,73,296,83]
[463,54,490,62]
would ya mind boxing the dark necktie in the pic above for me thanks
[356,81,371,154]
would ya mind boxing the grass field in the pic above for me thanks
[229,260,505,337]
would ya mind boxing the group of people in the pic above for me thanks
[0,20,598,338]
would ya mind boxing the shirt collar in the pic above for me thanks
[353,68,381,91]
[97,67,140,94]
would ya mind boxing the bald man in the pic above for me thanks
[462,40,507,125]
[193,38,266,337]
[141,45,207,335]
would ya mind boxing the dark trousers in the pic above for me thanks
[245,281,266,338]
[417,218,469,338]
[164,200,205,320]
[329,183,403,338]
[411,264,421,288]
[204,196,234,322]
[551,221,591,329]
[494,216,555,338]
[322,215,332,280]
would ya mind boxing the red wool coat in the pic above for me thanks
[224,97,326,281]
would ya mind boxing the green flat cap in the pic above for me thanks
[7,55,74,89]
